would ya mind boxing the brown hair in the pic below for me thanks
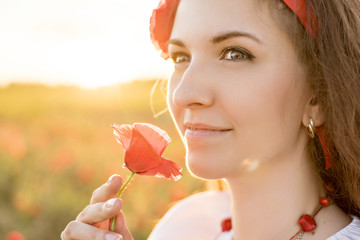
[269,0,360,217]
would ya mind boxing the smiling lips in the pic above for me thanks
[184,123,232,138]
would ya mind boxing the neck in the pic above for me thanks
[226,146,325,240]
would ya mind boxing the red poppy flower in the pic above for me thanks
[112,123,182,181]
[5,231,25,240]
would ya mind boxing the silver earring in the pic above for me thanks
[307,118,316,138]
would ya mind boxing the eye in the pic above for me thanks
[170,52,190,64]
[220,47,254,61]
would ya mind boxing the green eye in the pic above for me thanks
[220,47,254,61]
[224,50,245,60]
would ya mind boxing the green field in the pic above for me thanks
[0,81,205,240]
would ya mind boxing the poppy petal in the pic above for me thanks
[112,124,132,149]
[112,122,182,181]
[138,157,182,181]
[125,127,163,172]
[133,123,171,156]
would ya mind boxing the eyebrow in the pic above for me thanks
[167,30,262,48]
[210,31,262,44]
[167,39,186,47]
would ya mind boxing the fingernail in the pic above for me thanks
[105,198,117,208]
[105,233,122,240]
[107,175,116,184]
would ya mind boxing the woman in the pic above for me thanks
[61,0,360,239]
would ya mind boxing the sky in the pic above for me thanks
[0,0,173,88]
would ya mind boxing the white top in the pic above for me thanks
[148,191,360,240]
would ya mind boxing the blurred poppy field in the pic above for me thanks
[0,81,205,240]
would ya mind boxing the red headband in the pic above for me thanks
[149,0,330,169]
[149,0,317,58]
[149,0,180,59]
[282,0,317,37]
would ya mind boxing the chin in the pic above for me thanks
[186,153,228,180]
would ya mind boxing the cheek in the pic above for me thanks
[167,76,184,133]
[221,68,309,160]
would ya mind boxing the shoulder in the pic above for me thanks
[148,191,231,240]
[327,216,360,240]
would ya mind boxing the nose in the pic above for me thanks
[170,62,215,109]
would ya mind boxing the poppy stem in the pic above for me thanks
[110,171,135,232]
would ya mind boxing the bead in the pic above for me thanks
[319,197,330,206]
[221,218,232,232]
[298,214,317,232]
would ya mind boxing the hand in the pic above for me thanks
[61,174,134,240]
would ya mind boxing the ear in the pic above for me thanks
[302,95,325,128]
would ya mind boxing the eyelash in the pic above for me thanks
[169,47,255,64]
[220,47,255,61]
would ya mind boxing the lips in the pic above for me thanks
[184,122,232,131]
[184,123,233,139]
[187,127,231,131]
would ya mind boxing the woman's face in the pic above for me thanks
[167,0,312,179]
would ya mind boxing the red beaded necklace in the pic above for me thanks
[220,197,331,240]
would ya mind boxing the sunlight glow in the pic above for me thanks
[0,0,173,89]
[241,158,260,172]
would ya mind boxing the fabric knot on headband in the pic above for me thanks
[282,0,318,37]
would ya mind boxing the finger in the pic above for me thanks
[113,211,134,240]
[61,220,123,240]
[91,174,123,204]
[76,198,122,225]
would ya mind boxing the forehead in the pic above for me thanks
[171,0,287,46]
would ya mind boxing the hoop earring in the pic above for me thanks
[307,118,316,139]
